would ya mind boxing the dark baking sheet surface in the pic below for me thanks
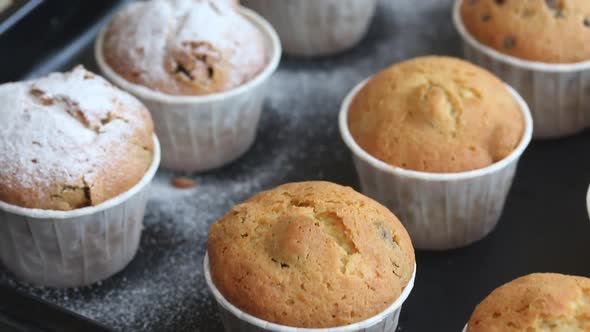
[0,0,43,35]
[1,0,590,331]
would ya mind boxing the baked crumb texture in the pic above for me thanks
[461,0,590,63]
[348,56,524,173]
[0,66,154,211]
[103,0,266,95]
[468,273,590,332]
[208,181,415,328]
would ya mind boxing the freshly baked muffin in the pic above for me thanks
[0,66,154,211]
[208,181,415,328]
[348,56,524,173]
[102,0,266,95]
[460,0,590,63]
[467,273,590,331]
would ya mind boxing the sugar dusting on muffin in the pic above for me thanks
[468,273,590,331]
[461,0,590,63]
[103,0,267,95]
[208,181,415,328]
[0,66,154,210]
[348,56,524,173]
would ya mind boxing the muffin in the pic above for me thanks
[460,0,590,64]
[340,55,533,250]
[96,0,281,172]
[0,66,154,211]
[242,0,377,56]
[207,181,415,329]
[348,56,524,173]
[467,273,590,331]
[102,0,266,95]
[0,66,161,287]
[453,0,590,138]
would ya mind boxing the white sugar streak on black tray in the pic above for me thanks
[0,1,457,331]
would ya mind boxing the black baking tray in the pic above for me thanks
[1,1,590,331]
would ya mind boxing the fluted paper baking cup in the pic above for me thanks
[339,79,533,250]
[242,0,376,57]
[95,8,281,172]
[453,0,590,139]
[204,254,415,332]
[463,324,467,332]
[0,135,161,288]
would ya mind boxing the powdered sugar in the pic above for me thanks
[103,0,266,94]
[0,66,152,208]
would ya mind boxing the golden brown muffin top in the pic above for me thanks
[0,66,154,211]
[347,56,524,173]
[208,181,415,328]
[102,0,266,95]
[467,273,590,332]
[460,0,590,63]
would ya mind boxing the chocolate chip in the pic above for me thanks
[545,0,558,10]
[522,9,535,18]
[495,0,505,5]
[482,13,492,22]
[584,17,590,27]
[504,36,516,49]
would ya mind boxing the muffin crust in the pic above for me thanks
[0,66,154,211]
[468,273,590,331]
[103,0,266,95]
[460,0,590,63]
[348,56,524,173]
[208,181,415,328]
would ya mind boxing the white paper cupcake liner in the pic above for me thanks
[452,0,590,139]
[0,135,161,288]
[242,0,377,57]
[339,80,533,250]
[95,8,281,172]
[204,254,416,332]
[463,324,467,332]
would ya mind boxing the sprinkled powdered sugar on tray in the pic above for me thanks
[0,0,457,330]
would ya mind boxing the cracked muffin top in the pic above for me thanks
[102,0,266,95]
[460,0,590,63]
[207,181,415,328]
[467,273,590,331]
[0,66,154,211]
[347,56,524,173]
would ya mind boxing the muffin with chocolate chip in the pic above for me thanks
[467,273,590,331]
[348,55,524,173]
[102,0,266,95]
[455,0,590,139]
[207,181,415,328]
[460,0,590,63]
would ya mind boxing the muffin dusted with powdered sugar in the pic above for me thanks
[102,0,267,95]
[0,66,154,211]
